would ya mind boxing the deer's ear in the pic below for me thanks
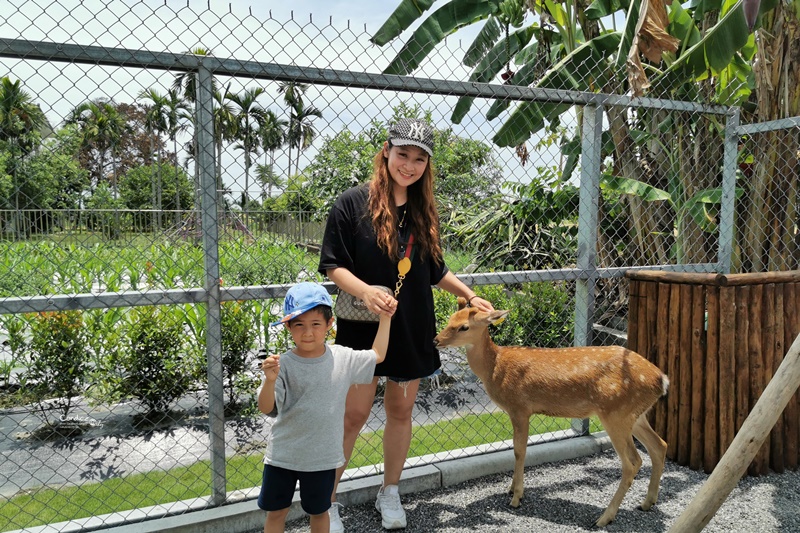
[478,310,509,325]
[457,297,468,310]
[489,310,509,325]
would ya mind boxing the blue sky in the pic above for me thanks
[261,0,401,32]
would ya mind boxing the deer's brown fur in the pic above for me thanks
[433,298,669,527]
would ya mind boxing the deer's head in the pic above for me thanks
[434,297,509,348]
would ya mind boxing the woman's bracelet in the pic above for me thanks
[467,295,479,306]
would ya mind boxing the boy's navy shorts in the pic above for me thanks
[257,464,335,515]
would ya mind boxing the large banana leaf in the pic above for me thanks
[653,0,775,88]
[451,25,536,124]
[463,15,503,67]
[376,0,503,76]
[602,174,743,232]
[492,32,621,147]
[371,0,438,46]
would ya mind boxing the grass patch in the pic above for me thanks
[0,412,601,530]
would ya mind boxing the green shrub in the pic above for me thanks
[434,282,574,349]
[117,306,194,415]
[22,311,90,430]
[220,301,257,411]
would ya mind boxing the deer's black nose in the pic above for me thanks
[432,338,439,347]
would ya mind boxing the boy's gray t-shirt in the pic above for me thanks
[263,344,376,471]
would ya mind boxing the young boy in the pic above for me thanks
[257,282,394,533]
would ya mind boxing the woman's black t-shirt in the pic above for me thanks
[318,185,448,379]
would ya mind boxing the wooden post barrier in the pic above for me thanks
[625,270,800,474]
[667,332,800,533]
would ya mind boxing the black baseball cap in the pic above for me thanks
[388,118,434,156]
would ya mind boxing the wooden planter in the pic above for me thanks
[625,270,800,475]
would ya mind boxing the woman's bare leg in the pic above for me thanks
[382,379,420,486]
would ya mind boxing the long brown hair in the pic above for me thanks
[367,145,443,264]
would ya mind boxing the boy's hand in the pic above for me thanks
[261,354,280,382]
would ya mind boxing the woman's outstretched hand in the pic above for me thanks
[468,295,494,312]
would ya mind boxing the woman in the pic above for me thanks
[318,118,494,531]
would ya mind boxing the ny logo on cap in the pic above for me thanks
[407,121,426,141]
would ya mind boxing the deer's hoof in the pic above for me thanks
[594,513,614,528]
[509,494,521,508]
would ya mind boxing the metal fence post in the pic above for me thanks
[572,104,604,435]
[718,108,741,274]
[196,63,227,505]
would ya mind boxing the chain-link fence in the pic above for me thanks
[1,0,798,531]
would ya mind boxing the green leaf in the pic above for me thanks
[683,187,743,231]
[658,0,756,85]
[452,25,536,123]
[585,0,628,19]
[493,32,621,147]
[601,174,673,203]
[371,0,438,46]
[614,0,642,73]
[463,15,503,67]
[380,0,503,75]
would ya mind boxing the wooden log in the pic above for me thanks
[667,283,682,462]
[626,270,725,286]
[628,279,641,354]
[645,281,659,427]
[667,333,800,533]
[718,286,736,457]
[626,269,800,287]
[678,284,693,465]
[638,281,650,367]
[760,284,775,474]
[734,286,750,437]
[748,285,765,476]
[785,283,799,470]
[771,284,785,473]
[689,284,706,471]
[718,270,800,287]
[704,286,720,473]
[656,282,671,440]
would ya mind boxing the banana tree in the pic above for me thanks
[373,0,779,269]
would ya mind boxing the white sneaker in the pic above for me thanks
[375,484,406,529]
[329,501,344,533]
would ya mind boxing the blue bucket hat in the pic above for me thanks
[271,282,333,326]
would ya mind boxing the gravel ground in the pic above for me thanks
[270,448,800,532]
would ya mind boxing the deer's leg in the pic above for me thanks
[507,414,530,507]
[632,412,667,511]
[596,415,640,527]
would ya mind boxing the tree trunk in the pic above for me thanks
[745,5,800,273]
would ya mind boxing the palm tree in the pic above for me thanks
[0,77,48,154]
[254,163,284,200]
[68,99,128,198]
[212,88,237,201]
[164,89,190,223]
[287,99,322,177]
[277,81,308,177]
[226,87,268,206]
[139,88,169,229]
[259,109,288,195]
[0,77,48,238]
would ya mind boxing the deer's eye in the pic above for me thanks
[458,325,469,332]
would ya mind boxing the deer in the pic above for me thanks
[433,298,669,528]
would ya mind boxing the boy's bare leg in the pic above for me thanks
[264,508,290,533]
[382,379,420,487]
[309,511,330,533]
[332,377,380,502]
